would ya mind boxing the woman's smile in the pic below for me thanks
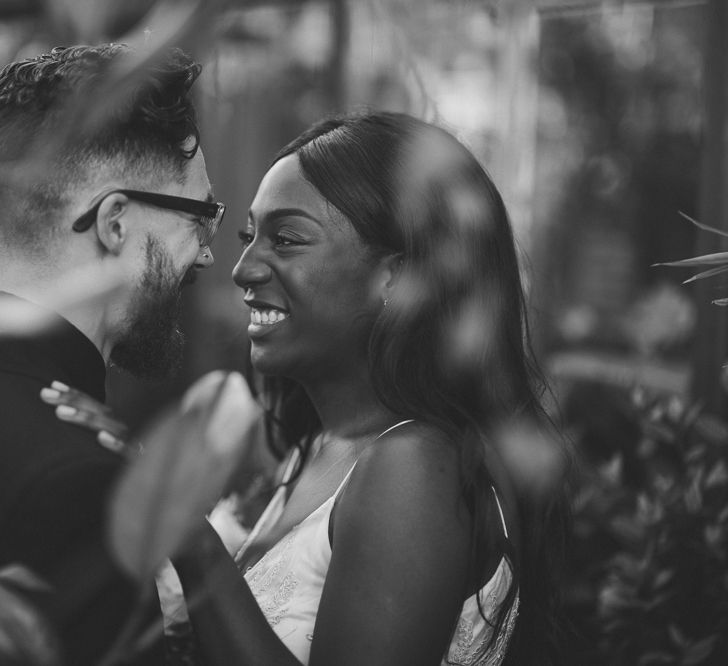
[248,307,289,336]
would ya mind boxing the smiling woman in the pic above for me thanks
[172,111,569,666]
[234,153,383,382]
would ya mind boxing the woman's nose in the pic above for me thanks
[232,246,271,289]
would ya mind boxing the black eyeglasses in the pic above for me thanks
[71,189,226,247]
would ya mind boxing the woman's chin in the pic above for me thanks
[249,347,287,377]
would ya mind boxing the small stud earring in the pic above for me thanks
[383,298,389,308]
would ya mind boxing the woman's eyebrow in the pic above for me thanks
[248,208,323,227]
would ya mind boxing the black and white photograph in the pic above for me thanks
[0,1,725,665]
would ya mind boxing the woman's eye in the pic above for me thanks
[274,234,300,247]
[238,230,254,247]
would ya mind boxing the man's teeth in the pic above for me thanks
[251,308,289,325]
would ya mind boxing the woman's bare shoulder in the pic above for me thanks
[318,421,473,664]
[339,420,469,531]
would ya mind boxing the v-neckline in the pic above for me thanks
[235,419,415,570]
[235,448,351,570]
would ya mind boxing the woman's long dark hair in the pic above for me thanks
[252,112,570,665]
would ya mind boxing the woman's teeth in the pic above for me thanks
[251,308,289,325]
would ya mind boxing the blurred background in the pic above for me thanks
[1,0,726,664]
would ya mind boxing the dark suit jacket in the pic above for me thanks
[0,292,163,665]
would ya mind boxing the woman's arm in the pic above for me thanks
[310,424,472,666]
[175,424,473,666]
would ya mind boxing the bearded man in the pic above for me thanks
[0,44,224,665]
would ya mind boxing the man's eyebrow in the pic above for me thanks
[248,208,322,226]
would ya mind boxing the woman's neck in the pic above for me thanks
[301,369,402,444]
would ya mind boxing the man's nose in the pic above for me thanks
[195,245,215,269]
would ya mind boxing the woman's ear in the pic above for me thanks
[375,252,404,304]
[94,193,129,255]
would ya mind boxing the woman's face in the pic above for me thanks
[233,154,383,383]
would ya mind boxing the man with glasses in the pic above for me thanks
[0,44,224,664]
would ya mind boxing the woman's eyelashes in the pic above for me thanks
[238,228,307,250]
[274,232,304,247]
[238,230,254,248]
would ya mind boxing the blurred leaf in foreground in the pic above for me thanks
[0,263,125,338]
[108,371,262,581]
[0,565,59,666]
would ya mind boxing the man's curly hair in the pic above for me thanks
[0,43,202,251]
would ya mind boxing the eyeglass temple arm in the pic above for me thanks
[71,206,100,233]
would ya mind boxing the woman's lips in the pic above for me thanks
[247,307,289,337]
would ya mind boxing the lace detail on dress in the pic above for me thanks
[245,529,300,626]
[486,595,519,666]
[446,593,518,666]
[445,559,519,666]
[449,615,481,665]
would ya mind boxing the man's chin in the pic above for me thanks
[180,269,197,288]
[110,329,185,380]
[116,236,190,379]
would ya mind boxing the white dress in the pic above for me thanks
[235,422,519,666]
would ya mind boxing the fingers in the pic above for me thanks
[40,381,114,415]
[39,380,129,442]
[97,430,129,454]
[54,403,129,439]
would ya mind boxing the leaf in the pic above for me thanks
[694,414,728,443]
[705,460,728,488]
[0,565,52,596]
[11,0,213,200]
[0,265,125,339]
[0,571,60,666]
[108,371,262,580]
[609,514,646,543]
[599,453,623,484]
[703,525,723,548]
[653,569,675,589]
[678,211,728,239]
[638,651,676,665]
[48,0,158,41]
[682,635,718,665]
[683,264,728,284]
[668,624,690,649]
[653,252,728,268]
[644,590,678,612]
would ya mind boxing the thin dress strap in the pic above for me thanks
[376,419,415,439]
[491,486,509,539]
[333,419,415,500]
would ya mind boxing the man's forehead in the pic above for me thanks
[183,148,213,198]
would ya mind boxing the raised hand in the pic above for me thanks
[39,381,129,453]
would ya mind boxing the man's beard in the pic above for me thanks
[110,236,194,379]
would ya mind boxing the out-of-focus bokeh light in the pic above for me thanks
[494,419,567,500]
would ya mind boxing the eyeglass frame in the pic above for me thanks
[71,189,226,247]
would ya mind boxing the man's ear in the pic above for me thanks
[94,192,129,255]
